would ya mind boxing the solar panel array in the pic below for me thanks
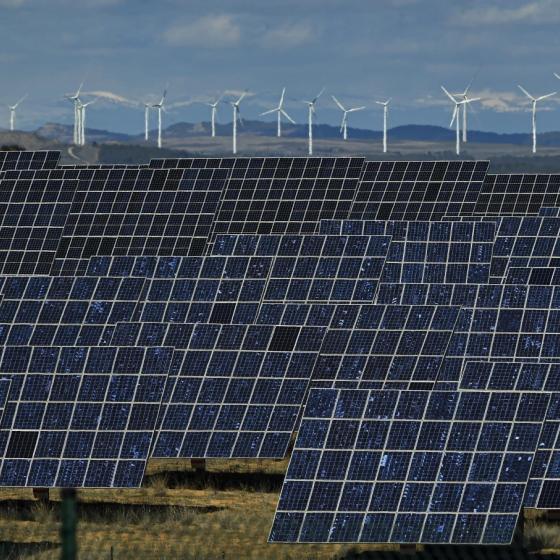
[2,151,560,547]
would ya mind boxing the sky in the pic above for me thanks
[3,0,560,134]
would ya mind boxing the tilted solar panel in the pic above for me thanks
[0,345,174,487]
[0,275,146,346]
[349,161,489,221]
[209,158,365,239]
[150,323,325,459]
[320,220,495,284]
[270,387,550,544]
[148,158,235,170]
[0,151,60,171]
[0,170,76,274]
[474,175,560,216]
[51,166,229,275]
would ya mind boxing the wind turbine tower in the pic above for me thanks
[260,88,295,137]
[451,80,476,143]
[152,90,167,149]
[207,94,223,138]
[230,91,247,155]
[143,103,151,141]
[65,82,84,145]
[331,96,365,140]
[441,86,480,156]
[78,99,96,146]
[375,98,391,153]
[303,88,324,156]
[8,95,27,131]
[518,85,557,154]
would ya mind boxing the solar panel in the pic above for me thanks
[505,267,560,285]
[148,158,235,170]
[0,170,76,274]
[310,305,461,391]
[474,175,560,216]
[151,323,325,459]
[209,158,364,239]
[0,345,174,487]
[51,166,229,275]
[320,220,495,284]
[0,380,11,423]
[458,361,560,510]
[211,234,391,303]
[270,387,550,544]
[0,275,146,346]
[0,151,60,171]
[349,161,489,221]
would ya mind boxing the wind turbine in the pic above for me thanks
[452,79,476,143]
[331,96,365,140]
[207,94,223,138]
[260,88,295,137]
[375,98,391,153]
[303,88,324,155]
[78,98,96,146]
[143,103,151,141]
[152,90,167,149]
[65,82,84,145]
[441,86,480,156]
[8,94,27,131]
[230,91,247,155]
[518,85,557,154]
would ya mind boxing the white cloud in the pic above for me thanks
[259,22,315,48]
[456,1,560,25]
[163,15,241,47]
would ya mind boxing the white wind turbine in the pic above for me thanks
[331,95,365,140]
[230,91,247,155]
[441,86,480,156]
[518,85,557,154]
[207,93,223,138]
[8,94,27,131]
[260,88,295,137]
[152,90,167,149]
[78,98,96,146]
[65,82,84,145]
[375,98,391,153]
[303,88,324,156]
[452,79,476,143]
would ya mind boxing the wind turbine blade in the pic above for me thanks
[236,90,248,104]
[260,108,277,116]
[279,88,285,107]
[375,101,384,106]
[555,73,560,81]
[536,92,557,102]
[348,106,366,112]
[281,109,295,124]
[441,86,456,103]
[331,95,345,111]
[14,94,28,108]
[385,98,392,105]
[465,97,481,104]
[450,106,458,128]
[517,85,534,100]
[76,81,84,96]
[313,87,325,103]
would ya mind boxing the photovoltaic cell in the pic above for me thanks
[539,207,560,217]
[0,151,59,171]
[0,345,174,487]
[270,387,550,544]
[151,323,325,459]
[349,161,489,221]
[209,158,365,239]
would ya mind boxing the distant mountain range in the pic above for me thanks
[34,120,560,147]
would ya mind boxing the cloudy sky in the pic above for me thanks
[3,0,560,134]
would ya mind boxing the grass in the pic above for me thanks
[0,460,385,559]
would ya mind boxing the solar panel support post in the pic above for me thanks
[191,458,206,472]
[399,544,418,554]
[33,488,49,502]
[61,488,77,560]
